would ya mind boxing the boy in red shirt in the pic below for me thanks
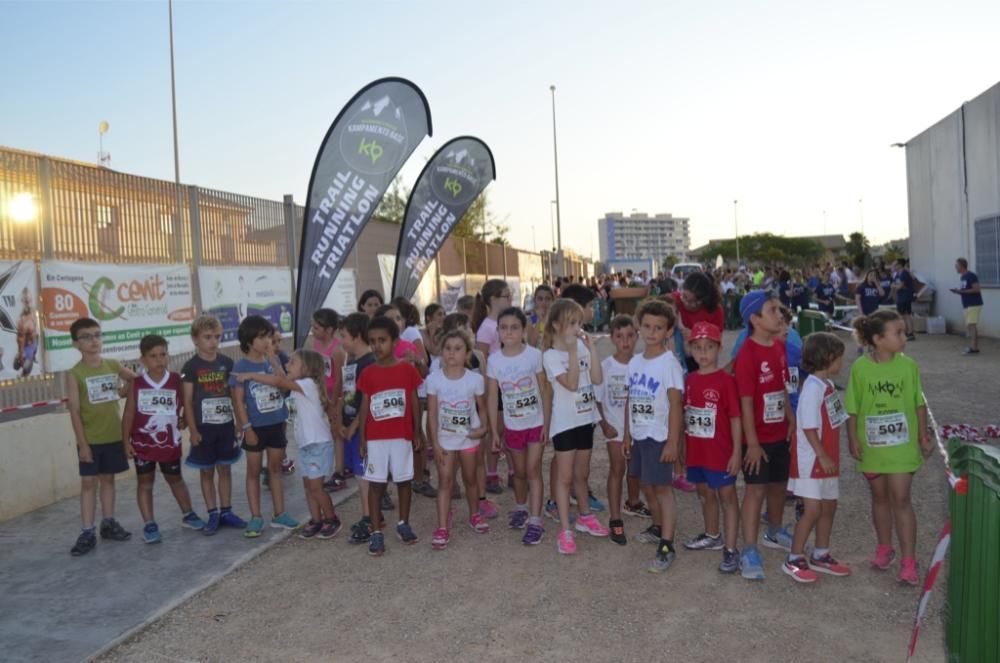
[358,316,424,556]
[783,332,851,583]
[733,290,796,580]
[682,322,742,574]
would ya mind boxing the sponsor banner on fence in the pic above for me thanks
[198,267,293,346]
[0,261,43,380]
[322,268,357,318]
[40,262,195,371]
[294,77,432,347]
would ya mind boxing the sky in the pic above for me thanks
[3,0,999,259]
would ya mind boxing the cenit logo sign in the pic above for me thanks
[88,277,125,320]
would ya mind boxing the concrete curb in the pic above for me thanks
[84,485,359,663]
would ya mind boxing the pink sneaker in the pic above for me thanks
[898,557,920,586]
[557,529,577,554]
[870,544,896,570]
[431,528,449,550]
[478,499,498,519]
[672,476,696,493]
[575,513,609,537]
[469,513,490,534]
[810,553,851,577]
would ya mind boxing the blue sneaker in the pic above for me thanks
[762,524,793,552]
[203,511,221,536]
[396,521,418,545]
[740,545,766,580]
[270,512,300,530]
[368,530,386,556]
[219,510,247,529]
[182,512,206,530]
[587,491,605,513]
[142,522,162,544]
[544,500,576,524]
[508,509,529,530]
[244,516,265,538]
[522,522,545,545]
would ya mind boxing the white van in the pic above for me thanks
[670,263,703,283]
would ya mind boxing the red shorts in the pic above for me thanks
[504,425,544,451]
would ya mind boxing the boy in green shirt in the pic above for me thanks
[67,317,138,556]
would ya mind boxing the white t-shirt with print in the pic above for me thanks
[426,368,485,451]
[544,340,600,437]
[627,351,685,442]
[486,345,545,431]
[289,379,331,449]
[598,355,629,438]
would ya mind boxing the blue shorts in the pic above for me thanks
[628,438,674,487]
[299,442,334,480]
[344,431,364,476]
[687,466,737,490]
[79,441,129,477]
[186,424,241,469]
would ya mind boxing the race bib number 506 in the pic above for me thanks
[371,389,406,421]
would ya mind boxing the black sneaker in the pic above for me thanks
[719,547,740,574]
[70,530,97,556]
[298,520,322,539]
[608,519,627,546]
[348,518,372,545]
[623,501,653,519]
[99,519,131,542]
[318,517,342,540]
[380,492,395,511]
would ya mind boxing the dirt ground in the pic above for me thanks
[100,329,999,663]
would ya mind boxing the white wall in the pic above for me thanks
[906,82,1000,336]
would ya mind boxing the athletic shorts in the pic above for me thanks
[299,442,334,480]
[687,466,736,490]
[628,438,674,487]
[344,431,364,477]
[788,476,839,500]
[134,458,182,476]
[965,305,982,325]
[186,424,241,469]
[242,422,288,452]
[505,425,543,451]
[896,297,913,315]
[551,424,594,453]
[364,438,414,483]
[79,441,129,477]
[742,439,790,485]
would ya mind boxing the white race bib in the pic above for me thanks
[866,413,908,447]
[323,355,333,378]
[253,384,284,414]
[685,405,717,439]
[201,397,233,425]
[440,400,473,435]
[502,382,540,419]
[575,384,596,416]
[824,392,848,428]
[371,388,406,421]
[608,375,628,407]
[85,374,118,404]
[763,391,785,424]
[630,394,655,427]
[138,388,177,415]
[786,367,800,395]
[341,364,357,398]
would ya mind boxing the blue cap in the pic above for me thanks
[740,289,774,326]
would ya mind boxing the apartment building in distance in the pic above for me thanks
[598,211,690,269]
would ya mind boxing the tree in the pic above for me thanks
[371,174,408,225]
[846,232,872,270]
[883,242,905,264]
[691,233,825,266]
[453,189,507,244]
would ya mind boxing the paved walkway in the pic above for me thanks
[0,445,355,663]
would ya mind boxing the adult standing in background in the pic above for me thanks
[951,258,983,355]
[891,258,916,341]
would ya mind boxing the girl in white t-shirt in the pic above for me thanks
[472,279,513,509]
[235,349,341,540]
[427,331,489,550]
[543,299,609,555]
[486,308,549,545]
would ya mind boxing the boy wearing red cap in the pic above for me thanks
[683,322,742,573]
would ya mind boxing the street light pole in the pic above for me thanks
[733,199,740,266]
[550,85,563,276]
[550,199,557,250]
[168,0,184,260]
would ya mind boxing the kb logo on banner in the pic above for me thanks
[430,147,482,207]
[339,94,412,176]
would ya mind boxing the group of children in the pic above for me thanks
[66,277,932,586]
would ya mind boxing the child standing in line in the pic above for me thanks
[784,332,851,583]
[335,314,379,544]
[486,308,550,545]
[544,299,608,555]
[473,279,513,497]
[596,314,648,546]
[455,295,475,319]
[682,322,743,574]
[527,284,554,348]
[622,300,685,573]
[309,309,347,491]
[428,330,489,549]
[182,315,247,535]
[229,315,299,537]
[847,311,931,585]
[122,335,205,543]
[66,317,137,556]
[358,316,424,556]
[733,290,796,580]
[236,349,342,540]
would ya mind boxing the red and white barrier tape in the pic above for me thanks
[907,520,952,663]
[939,423,1000,444]
[0,398,67,415]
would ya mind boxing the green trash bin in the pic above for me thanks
[947,439,1000,663]
[796,310,828,337]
